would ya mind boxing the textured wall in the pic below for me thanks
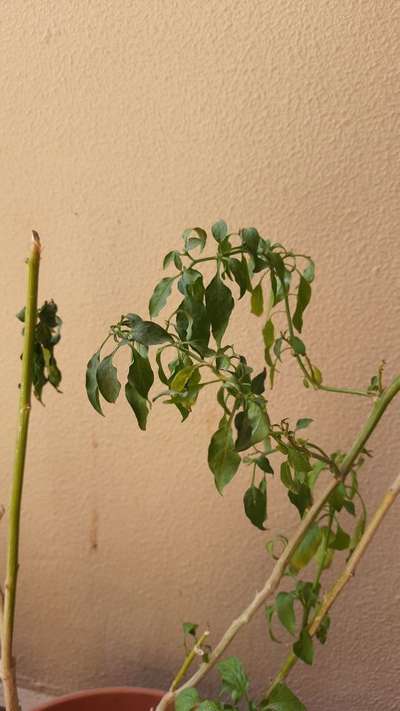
[0,2,399,709]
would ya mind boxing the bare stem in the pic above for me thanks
[155,375,400,711]
[0,233,41,711]
[265,471,400,699]
[170,631,210,691]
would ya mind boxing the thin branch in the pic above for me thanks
[265,471,400,699]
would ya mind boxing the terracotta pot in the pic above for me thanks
[32,686,165,711]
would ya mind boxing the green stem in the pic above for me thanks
[318,383,371,398]
[265,470,400,701]
[1,234,41,711]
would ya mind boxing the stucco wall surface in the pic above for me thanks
[0,1,399,709]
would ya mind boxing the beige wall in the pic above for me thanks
[1,1,399,709]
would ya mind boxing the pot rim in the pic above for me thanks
[32,686,165,710]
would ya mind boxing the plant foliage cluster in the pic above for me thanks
[87,221,386,709]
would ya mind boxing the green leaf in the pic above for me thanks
[149,277,175,318]
[251,368,266,394]
[293,629,314,665]
[349,512,366,555]
[198,702,222,711]
[208,419,241,493]
[276,592,296,636]
[86,351,104,415]
[163,250,182,270]
[343,499,356,516]
[96,354,121,404]
[125,351,152,430]
[288,484,313,518]
[295,418,313,430]
[265,682,306,711]
[280,462,296,492]
[287,448,311,474]
[211,220,228,243]
[243,481,267,530]
[129,348,154,399]
[316,614,330,645]
[247,401,269,445]
[131,319,173,346]
[228,257,252,298]
[290,336,306,356]
[205,273,234,346]
[256,455,274,474]
[217,657,249,704]
[289,523,322,573]
[176,688,200,711]
[303,259,315,283]
[331,523,351,551]
[314,527,335,571]
[182,622,198,637]
[241,227,260,255]
[182,227,207,252]
[251,283,263,316]
[170,365,197,392]
[292,277,311,333]
[328,482,346,512]
[156,349,169,385]
[307,461,326,490]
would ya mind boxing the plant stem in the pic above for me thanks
[170,631,210,691]
[155,375,400,711]
[1,233,41,711]
[265,470,400,699]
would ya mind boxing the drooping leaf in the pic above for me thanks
[149,277,175,318]
[131,319,173,346]
[163,250,182,270]
[176,688,200,711]
[129,347,154,399]
[211,220,228,243]
[265,682,306,711]
[251,368,267,394]
[251,283,263,316]
[293,630,314,665]
[228,257,252,298]
[182,227,207,252]
[96,354,121,403]
[276,592,296,636]
[243,480,267,530]
[289,523,322,573]
[208,419,241,493]
[292,276,311,333]
[86,351,104,415]
[205,273,234,346]
[288,484,313,518]
[314,527,335,571]
[125,352,151,430]
[255,455,274,474]
[217,657,249,704]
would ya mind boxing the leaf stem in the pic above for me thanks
[1,233,41,711]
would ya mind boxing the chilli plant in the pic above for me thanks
[87,221,400,710]
[0,233,62,711]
